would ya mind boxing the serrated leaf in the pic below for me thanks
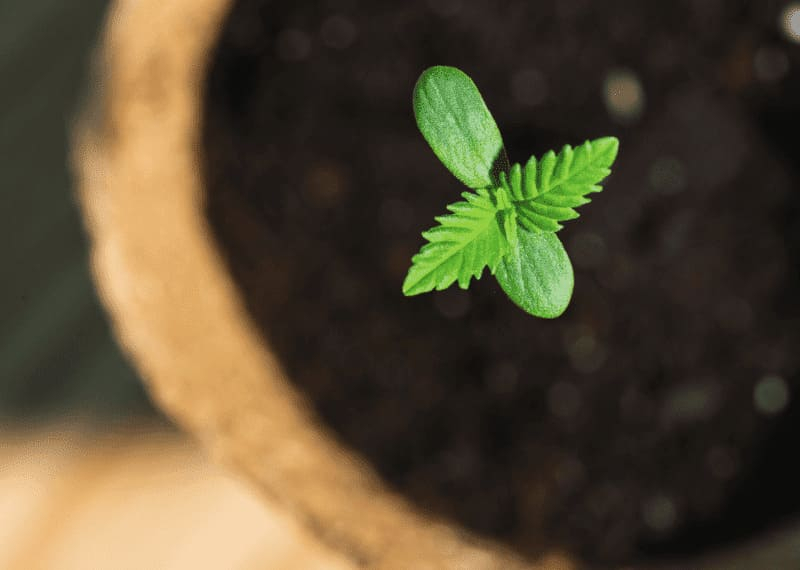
[495,228,574,319]
[514,137,619,232]
[403,188,509,296]
[413,66,508,189]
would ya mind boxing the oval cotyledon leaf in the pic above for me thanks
[495,228,574,318]
[413,66,508,189]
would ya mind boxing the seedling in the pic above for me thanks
[402,66,619,318]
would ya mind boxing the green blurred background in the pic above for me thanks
[0,0,151,418]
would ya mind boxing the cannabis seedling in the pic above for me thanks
[402,66,619,318]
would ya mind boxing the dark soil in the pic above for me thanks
[201,0,800,566]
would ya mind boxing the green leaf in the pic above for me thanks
[413,66,508,189]
[495,228,574,318]
[511,137,619,232]
[494,184,518,250]
[403,188,510,296]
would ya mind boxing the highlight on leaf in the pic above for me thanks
[402,188,512,296]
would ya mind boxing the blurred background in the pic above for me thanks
[0,0,149,421]
[4,0,800,568]
[0,3,344,567]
